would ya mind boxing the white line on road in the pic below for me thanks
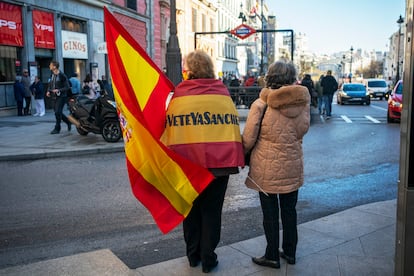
[370,104,388,111]
[340,115,353,123]
[365,115,381,123]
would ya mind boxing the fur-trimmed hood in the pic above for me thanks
[259,85,309,118]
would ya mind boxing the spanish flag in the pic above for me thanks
[104,7,214,234]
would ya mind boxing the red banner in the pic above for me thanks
[0,2,23,46]
[33,10,55,49]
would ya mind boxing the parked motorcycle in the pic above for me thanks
[67,93,122,143]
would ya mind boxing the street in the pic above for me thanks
[0,98,400,269]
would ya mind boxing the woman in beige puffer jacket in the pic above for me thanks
[243,60,310,269]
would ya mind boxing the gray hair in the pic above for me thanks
[265,60,297,89]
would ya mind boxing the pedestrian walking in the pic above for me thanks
[320,70,338,119]
[29,76,45,116]
[243,60,310,269]
[315,74,324,114]
[46,60,72,134]
[162,50,244,273]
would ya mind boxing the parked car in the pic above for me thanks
[337,83,370,105]
[387,80,403,123]
[363,78,388,100]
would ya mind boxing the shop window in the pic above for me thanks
[0,46,17,82]
[61,17,86,33]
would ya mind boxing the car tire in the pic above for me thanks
[366,99,370,105]
[387,111,394,123]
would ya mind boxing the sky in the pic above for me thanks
[267,0,406,55]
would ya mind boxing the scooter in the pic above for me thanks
[67,93,122,143]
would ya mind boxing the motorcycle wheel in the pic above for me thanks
[101,119,122,143]
[77,127,88,136]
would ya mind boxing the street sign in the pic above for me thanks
[230,24,256,40]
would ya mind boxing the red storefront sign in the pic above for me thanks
[33,9,55,49]
[0,2,23,46]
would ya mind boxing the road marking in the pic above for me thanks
[340,115,353,123]
[365,115,381,123]
[370,104,387,111]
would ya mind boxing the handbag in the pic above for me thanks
[245,105,267,166]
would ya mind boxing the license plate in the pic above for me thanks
[352,98,361,101]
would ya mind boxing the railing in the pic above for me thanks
[227,86,261,109]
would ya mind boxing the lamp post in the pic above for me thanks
[349,46,353,83]
[342,54,346,81]
[238,3,247,23]
[166,0,182,86]
[260,0,264,75]
[396,15,404,84]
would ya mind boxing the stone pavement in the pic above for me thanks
[0,108,396,275]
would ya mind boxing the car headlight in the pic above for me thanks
[391,100,401,107]
[365,91,370,96]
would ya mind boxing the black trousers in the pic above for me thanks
[24,96,31,115]
[53,96,71,131]
[183,175,228,267]
[16,100,23,116]
[259,190,298,261]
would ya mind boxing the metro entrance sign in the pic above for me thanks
[230,24,256,40]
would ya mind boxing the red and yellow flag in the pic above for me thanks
[104,7,214,234]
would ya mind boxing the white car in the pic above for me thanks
[363,78,388,100]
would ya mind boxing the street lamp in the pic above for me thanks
[260,0,264,75]
[166,0,182,86]
[238,3,247,23]
[396,15,404,84]
[349,46,353,82]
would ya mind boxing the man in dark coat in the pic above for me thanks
[14,76,25,116]
[320,70,338,118]
[46,60,72,134]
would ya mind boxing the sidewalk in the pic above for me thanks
[0,200,396,276]
[0,110,124,161]
[0,109,396,275]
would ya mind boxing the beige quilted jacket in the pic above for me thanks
[242,85,310,194]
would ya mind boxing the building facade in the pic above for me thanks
[0,0,168,111]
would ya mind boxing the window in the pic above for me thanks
[0,46,17,82]
[126,0,137,11]
[210,18,214,38]
[192,8,197,32]
[61,17,86,33]
[202,14,206,32]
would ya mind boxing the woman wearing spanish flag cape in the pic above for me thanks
[162,50,244,273]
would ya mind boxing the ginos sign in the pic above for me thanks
[0,2,23,46]
[63,40,86,52]
[61,30,88,59]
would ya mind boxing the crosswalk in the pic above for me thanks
[316,114,388,124]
